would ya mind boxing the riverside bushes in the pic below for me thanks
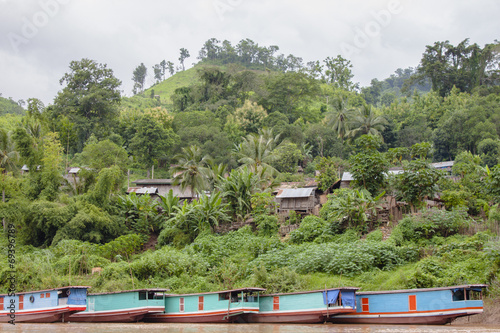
[250,240,419,277]
[0,212,497,295]
[391,208,471,245]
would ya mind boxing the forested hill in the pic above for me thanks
[121,37,500,165]
[0,95,25,116]
[1,37,500,296]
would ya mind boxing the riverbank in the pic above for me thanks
[453,298,500,325]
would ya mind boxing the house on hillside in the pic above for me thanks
[340,169,410,188]
[275,187,318,215]
[431,161,454,171]
[127,186,159,195]
[128,179,195,201]
[340,171,354,189]
[21,164,41,175]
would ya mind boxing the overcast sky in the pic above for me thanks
[1,0,499,106]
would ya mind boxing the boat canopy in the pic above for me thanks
[323,290,339,305]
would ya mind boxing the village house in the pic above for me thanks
[127,179,195,201]
[275,187,318,215]
[274,179,321,216]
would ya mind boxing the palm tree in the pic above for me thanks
[207,162,227,190]
[234,129,279,174]
[171,145,212,199]
[191,191,230,232]
[0,129,19,174]
[326,97,354,142]
[0,129,19,229]
[347,104,388,140]
[216,166,265,222]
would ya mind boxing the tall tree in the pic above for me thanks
[0,128,19,229]
[171,145,212,199]
[347,104,388,141]
[132,63,147,94]
[234,129,279,174]
[216,166,271,222]
[260,71,320,122]
[50,58,121,152]
[179,48,190,71]
[326,97,355,142]
[198,38,221,61]
[349,135,389,195]
[324,55,358,91]
[392,143,443,210]
[166,61,175,76]
[416,39,500,96]
[159,60,167,80]
[129,116,179,168]
[0,128,19,174]
[152,64,162,84]
[75,139,129,173]
[236,38,258,65]
[39,132,65,201]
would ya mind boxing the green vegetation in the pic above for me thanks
[1,37,500,299]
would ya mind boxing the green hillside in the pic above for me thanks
[0,96,24,116]
[125,62,267,112]
[144,63,203,105]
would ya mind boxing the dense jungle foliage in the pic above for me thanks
[1,37,500,297]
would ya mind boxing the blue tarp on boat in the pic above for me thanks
[68,288,87,305]
[323,290,339,305]
[341,290,355,308]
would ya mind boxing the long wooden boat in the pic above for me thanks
[68,289,167,322]
[330,284,487,325]
[247,287,358,323]
[0,286,89,323]
[145,287,265,323]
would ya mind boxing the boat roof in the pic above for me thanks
[0,286,91,297]
[357,284,488,295]
[89,288,169,296]
[262,287,359,297]
[169,287,266,297]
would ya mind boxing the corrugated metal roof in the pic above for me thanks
[166,187,193,198]
[128,187,158,194]
[342,170,402,182]
[431,161,454,169]
[68,167,81,174]
[276,187,315,198]
[341,172,354,181]
[133,179,175,185]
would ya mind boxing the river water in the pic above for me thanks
[2,323,500,333]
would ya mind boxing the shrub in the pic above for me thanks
[286,210,302,226]
[289,216,327,244]
[251,240,418,277]
[255,214,279,237]
[130,246,209,280]
[392,208,471,244]
[320,188,384,234]
[250,265,305,293]
[99,234,146,260]
[488,204,500,234]
[365,229,383,242]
